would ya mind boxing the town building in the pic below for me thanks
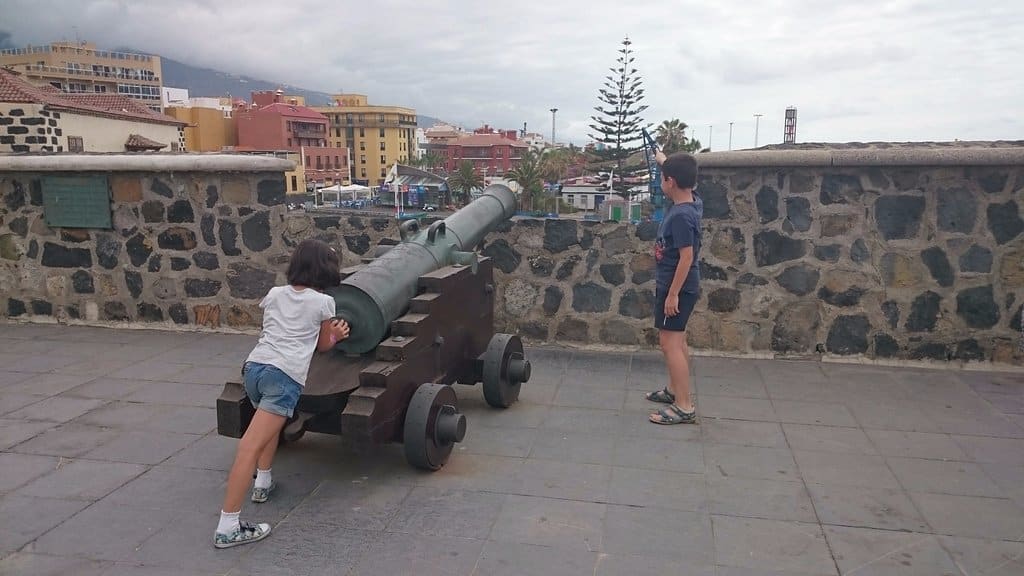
[521,132,547,151]
[161,87,189,108]
[235,90,347,187]
[440,132,528,176]
[164,92,237,153]
[313,94,417,186]
[0,67,185,153]
[0,41,163,111]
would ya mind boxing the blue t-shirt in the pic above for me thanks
[655,197,703,294]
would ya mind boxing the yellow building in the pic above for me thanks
[164,103,238,152]
[313,94,417,186]
[0,41,163,111]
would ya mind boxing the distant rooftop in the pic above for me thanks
[0,67,183,126]
[451,133,529,148]
[0,41,157,63]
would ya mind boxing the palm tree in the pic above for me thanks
[657,118,703,154]
[507,150,546,211]
[539,148,570,183]
[419,152,445,171]
[656,119,687,153]
[446,160,484,205]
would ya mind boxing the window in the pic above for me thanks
[291,175,298,191]
[380,141,386,151]
[361,168,367,178]
[360,154,366,164]
[346,128,354,140]
[346,114,353,124]
[334,156,340,168]
[380,155,386,164]
[335,128,340,138]
[379,128,385,138]
[359,128,365,137]
[306,156,311,166]
[379,114,385,122]
[381,168,387,177]
[287,139,292,147]
[67,136,84,152]
[360,141,365,151]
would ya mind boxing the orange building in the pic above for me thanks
[164,102,236,152]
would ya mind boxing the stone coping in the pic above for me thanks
[0,153,295,173]
[697,147,1024,167]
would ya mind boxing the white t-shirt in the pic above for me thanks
[245,285,336,386]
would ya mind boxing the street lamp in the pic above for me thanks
[728,122,733,150]
[550,108,558,146]
[754,114,763,148]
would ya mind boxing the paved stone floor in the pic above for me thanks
[1,323,1023,575]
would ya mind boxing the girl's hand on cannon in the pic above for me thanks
[331,319,351,342]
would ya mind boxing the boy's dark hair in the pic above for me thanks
[287,239,341,290]
[661,152,698,189]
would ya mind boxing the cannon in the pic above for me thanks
[216,184,532,470]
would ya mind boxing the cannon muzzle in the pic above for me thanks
[329,184,517,354]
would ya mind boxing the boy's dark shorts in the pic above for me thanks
[654,289,700,332]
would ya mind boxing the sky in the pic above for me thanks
[3,0,1023,149]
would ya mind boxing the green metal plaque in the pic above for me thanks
[41,175,112,229]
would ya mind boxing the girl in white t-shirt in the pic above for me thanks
[214,239,350,549]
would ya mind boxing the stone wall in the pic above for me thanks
[478,159,1023,366]
[0,155,294,328]
[2,149,1023,366]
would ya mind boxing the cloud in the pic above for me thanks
[4,0,1023,147]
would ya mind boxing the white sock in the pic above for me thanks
[254,468,272,489]
[217,510,240,535]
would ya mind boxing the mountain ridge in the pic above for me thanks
[148,53,444,127]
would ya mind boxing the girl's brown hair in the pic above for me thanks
[286,239,341,290]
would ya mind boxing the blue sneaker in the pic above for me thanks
[214,521,271,549]
[251,481,275,503]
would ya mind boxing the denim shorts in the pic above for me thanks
[654,289,700,332]
[242,362,302,419]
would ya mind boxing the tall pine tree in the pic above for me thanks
[588,36,650,192]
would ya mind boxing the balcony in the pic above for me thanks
[0,46,153,62]
[292,128,326,139]
[20,64,159,83]
[333,118,416,128]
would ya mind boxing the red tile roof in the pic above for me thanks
[0,67,185,126]
[125,134,167,150]
[450,133,528,147]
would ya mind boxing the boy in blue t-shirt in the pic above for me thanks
[646,150,703,425]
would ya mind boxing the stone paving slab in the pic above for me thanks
[1,322,1023,575]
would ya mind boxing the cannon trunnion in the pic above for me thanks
[216,185,531,471]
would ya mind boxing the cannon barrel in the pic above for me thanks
[329,184,517,354]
